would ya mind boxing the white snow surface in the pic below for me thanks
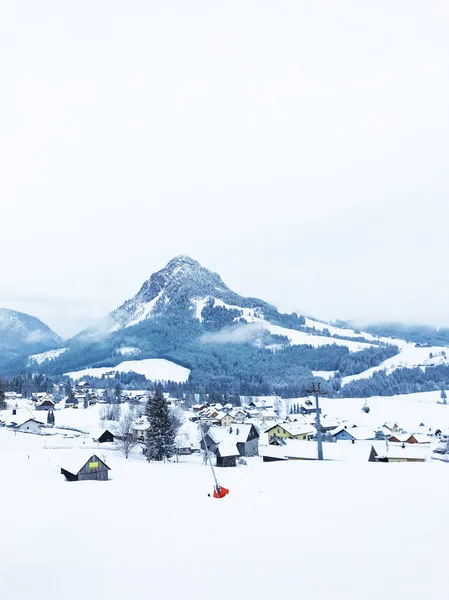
[28,347,67,364]
[263,322,373,351]
[117,346,140,356]
[341,344,449,387]
[65,358,190,383]
[312,370,336,380]
[0,425,447,600]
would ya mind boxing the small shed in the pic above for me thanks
[92,429,115,443]
[215,443,239,467]
[60,454,111,481]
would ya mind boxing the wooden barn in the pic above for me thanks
[60,454,111,481]
[92,429,115,443]
[215,443,239,467]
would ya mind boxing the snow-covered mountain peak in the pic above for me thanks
[109,256,264,330]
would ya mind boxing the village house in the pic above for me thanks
[15,418,44,433]
[369,445,427,463]
[260,408,277,421]
[214,411,233,427]
[131,416,149,441]
[331,426,376,442]
[4,392,21,402]
[407,434,430,444]
[230,407,248,423]
[203,424,260,457]
[261,440,319,462]
[76,381,91,391]
[265,422,316,442]
[60,454,111,481]
[35,398,55,411]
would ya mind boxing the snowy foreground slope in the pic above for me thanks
[1,429,448,600]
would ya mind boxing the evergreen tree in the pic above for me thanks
[441,389,447,405]
[114,382,123,404]
[64,380,73,397]
[0,378,6,410]
[145,386,176,461]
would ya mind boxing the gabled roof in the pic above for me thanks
[265,422,315,437]
[214,411,231,422]
[132,416,149,431]
[332,426,376,440]
[216,442,239,458]
[59,452,111,476]
[408,433,430,444]
[16,418,44,428]
[91,428,115,441]
[208,424,258,444]
[371,444,428,461]
[230,407,247,416]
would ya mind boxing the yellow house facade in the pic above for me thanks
[215,412,233,427]
[266,423,315,442]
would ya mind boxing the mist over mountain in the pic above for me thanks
[0,308,62,368]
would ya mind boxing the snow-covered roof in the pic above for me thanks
[266,422,315,437]
[409,433,430,444]
[208,424,256,444]
[230,407,247,416]
[388,433,409,442]
[373,443,428,461]
[260,409,277,418]
[260,440,318,460]
[214,411,229,421]
[332,426,376,440]
[17,418,44,427]
[216,442,239,458]
[132,416,149,431]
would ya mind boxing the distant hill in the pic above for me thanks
[0,308,62,369]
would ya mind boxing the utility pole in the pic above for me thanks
[305,382,327,461]
[198,419,221,493]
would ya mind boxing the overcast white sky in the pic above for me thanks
[1,1,448,338]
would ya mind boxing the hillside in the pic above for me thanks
[7,256,449,397]
[0,308,62,369]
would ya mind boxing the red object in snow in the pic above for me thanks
[213,486,229,499]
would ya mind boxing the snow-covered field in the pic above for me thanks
[311,390,449,433]
[0,424,448,600]
[1,390,449,600]
[65,358,191,383]
[28,347,68,364]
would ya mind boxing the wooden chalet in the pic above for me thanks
[35,398,55,411]
[61,454,111,481]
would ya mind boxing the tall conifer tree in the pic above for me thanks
[145,385,176,461]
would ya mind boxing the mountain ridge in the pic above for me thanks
[3,256,449,399]
[0,307,62,368]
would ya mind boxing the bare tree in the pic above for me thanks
[115,411,139,459]
[99,403,121,423]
